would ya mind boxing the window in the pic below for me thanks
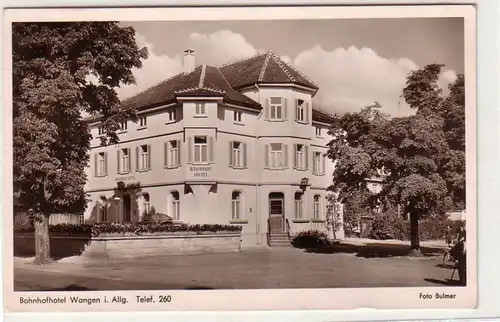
[118,148,131,174]
[229,141,247,168]
[234,111,243,123]
[139,116,147,128]
[98,126,105,136]
[171,191,180,220]
[315,126,322,137]
[269,97,283,120]
[265,143,288,169]
[313,195,321,219]
[120,121,128,131]
[137,144,151,171]
[232,191,242,220]
[294,192,304,219]
[313,152,325,175]
[95,152,107,177]
[294,144,308,170]
[194,136,208,163]
[167,108,176,122]
[142,193,150,216]
[165,140,181,168]
[195,103,206,116]
[296,99,305,122]
[77,214,84,225]
[100,196,108,222]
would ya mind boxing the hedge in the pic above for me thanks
[367,213,464,241]
[14,222,243,237]
[291,230,328,248]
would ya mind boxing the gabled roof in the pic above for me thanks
[120,65,262,111]
[220,51,319,93]
[312,108,335,124]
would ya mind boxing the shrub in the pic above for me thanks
[369,212,409,240]
[291,230,328,248]
[14,222,243,237]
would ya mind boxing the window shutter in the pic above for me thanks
[177,140,181,166]
[305,145,309,170]
[293,144,297,169]
[283,98,288,120]
[187,137,193,163]
[103,152,108,175]
[295,99,298,121]
[264,144,269,168]
[117,150,120,174]
[283,144,289,168]
[228,141,233,167]
[265,98,270,120]
[305,102,309,123]
[164,142,169,167]
[147,144,152,170]
[136,146,139,171]
[322,154,326,175]
[127,148,131,172]
[209,136,214,162]
[94,153,98,177]
[243,143,247,168]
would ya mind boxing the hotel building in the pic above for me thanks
[84,49,345,246]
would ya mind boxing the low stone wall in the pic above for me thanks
[83,232,242,261]
[14,232,242,261]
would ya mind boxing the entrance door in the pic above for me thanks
[123,194,131,222]
[269,192,285,233]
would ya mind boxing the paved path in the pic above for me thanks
[14,246,459,291]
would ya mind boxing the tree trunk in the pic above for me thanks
[408,211,423,257]
[34,212,51,265]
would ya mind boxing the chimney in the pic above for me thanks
[183,49,195,74]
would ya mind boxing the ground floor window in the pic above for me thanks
[313,195,321,219]
[171,191,180,220]
[294,192,304,219]
[232,191,242,219]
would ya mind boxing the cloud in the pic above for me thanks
[115,33,183,100]
[117,30,458,118]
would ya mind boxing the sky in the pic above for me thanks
[116,18,464,117]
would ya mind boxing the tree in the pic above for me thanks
[328,65,465,254]
[13,22,148,264]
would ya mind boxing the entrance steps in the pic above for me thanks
[268,232,292,247]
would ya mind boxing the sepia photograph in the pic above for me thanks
[3,5,476,312]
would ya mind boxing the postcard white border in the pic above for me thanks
[2,4,477,313]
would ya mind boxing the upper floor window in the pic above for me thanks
[187,136,214,164]
[139,116,147,128]
[265,143,288,169]
[136,144,151,171]
[315,126,322,137]
[313,195,321,219]
[294,192,304,219]
[229,141,247,168]
[167,108,176,122]
[234,110,243,123]
[232,191,242,220]
[313,151,326,175]
[165,140,181,168]
[120,121,128,131]
[270,97,282,120]
[117,148,131,174]
[195,103,206,116]
[94,152,107,177]
[293,144,308,170]
[296,99,308,123]
[97,126,105,136]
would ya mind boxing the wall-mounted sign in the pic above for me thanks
[115,175,136,182]
[190,166,212,177]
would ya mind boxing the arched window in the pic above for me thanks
[232,191,242,220]
[313,195,321,219]
[294,192,304,219]
[100,196,108,222]
[171,191,180,220]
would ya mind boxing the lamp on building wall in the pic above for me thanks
[299,177,310,191]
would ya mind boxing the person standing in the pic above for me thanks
[445,225,453,247]
[457,228,467,286]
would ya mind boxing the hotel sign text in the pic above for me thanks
[190,166,212,177]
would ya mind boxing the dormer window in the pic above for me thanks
[195,103,206,116]
[139,116,147,128]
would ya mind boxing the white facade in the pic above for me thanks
[84,51,344,246]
